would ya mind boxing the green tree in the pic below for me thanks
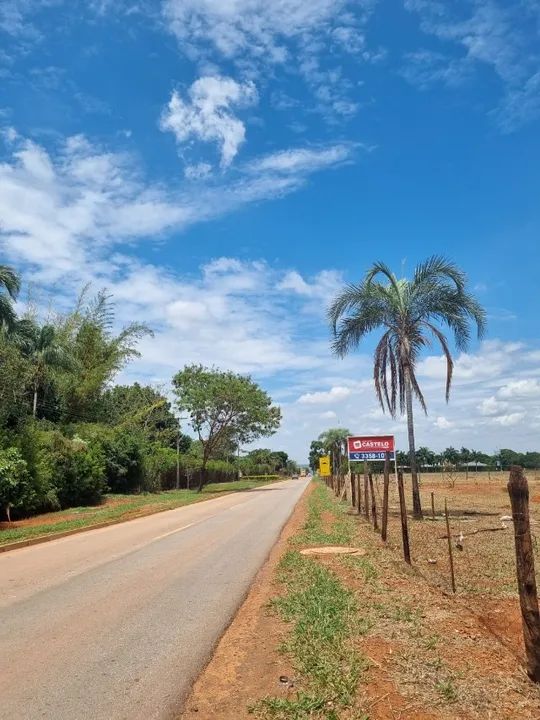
[442,446,459,466]
[173,365,281,491]
[416,446,436,469]
[318,428,350,478]
[22,324,74,418]
[98,383,183,448]
[308,440,325,472]
[0,447,30,521]
[0,264,21,333]
[0,337,32,428]
[329,256,485,518]
[56,290,151,422]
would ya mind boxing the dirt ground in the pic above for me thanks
[179,474,540,719]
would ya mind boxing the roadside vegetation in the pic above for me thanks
[0,263,293,527]
[252,484,368,720]
[252,479,540,719]
[0,477,279,546]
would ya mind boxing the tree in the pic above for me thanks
[416,446,436,469]
[329,256,485,518]
[173,365,281,491]
[308,440,325,472]
[56,289,151,422]
[442,446,459,466]
[0,264,21,333]
[0,337,32,428]
[23,324,74,418]
[0,447,30,521]
[318,428,350,478]
[98,383,183,448]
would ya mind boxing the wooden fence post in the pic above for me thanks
[381,453,390,541]
[364,463,370,520]
[356,473,362,514]
[444,499,456,594]
[369,472,378,531]
[431,492,435,520]
[351,472,356,508]
[508,466,540,682]
[397,471,411,564]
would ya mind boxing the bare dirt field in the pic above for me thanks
[380,470,540,661]
[180,474,540,720]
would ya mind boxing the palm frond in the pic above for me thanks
[422,321,454,401]
[365,261,401,295]
[0,293,17,331]
[374,330,394,415]
[0,265,21,300]
[408,364,428,414]
[412,255,466,293]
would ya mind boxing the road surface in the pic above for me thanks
[0,478,309,720]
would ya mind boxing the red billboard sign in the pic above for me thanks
[347,435,395,461]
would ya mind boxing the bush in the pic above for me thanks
[38,431,106,508]
[0,447,31,521]
[1,424,61,516]
[143,446,177,492]
[76,425,146,494]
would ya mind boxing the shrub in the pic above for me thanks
[38,431,106,508]
[0,447,31,521]
[76,425,146,494]
[143,446,177,492]
[1,424,61,516]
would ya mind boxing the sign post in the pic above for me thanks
[347,435,395,462]
[318,455,331,477]
[348,435,398,536]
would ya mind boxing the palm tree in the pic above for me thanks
[0,265,21,332]
[328,256,485,519]
[318,427,350,478]
[25,324,74,417]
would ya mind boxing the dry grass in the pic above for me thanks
[314,475,540,719]
[369,470,540,598]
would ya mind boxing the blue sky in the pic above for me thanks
[1,0,540,459]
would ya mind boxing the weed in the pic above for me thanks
[436,677,458,703]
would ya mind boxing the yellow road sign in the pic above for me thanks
[319,455,331,476]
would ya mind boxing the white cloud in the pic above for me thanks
[0,0,46,37]
[498,379,540,399]
[184,162,212,180]
[417,340,523,384]
[160,76,258,168]
[297,386,352,404]
[479,396,508,416]
[162,0,369,62]
[278,269,342,298]
[248,145,353,174]
[400,50,471,89]
[403,0,540,130]
[434,416,453,429]
[490,412,525,427]
[162,0,377,119]
[0,131,354,281]
[320,410,337,419]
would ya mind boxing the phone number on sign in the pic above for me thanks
[349,451,394,461]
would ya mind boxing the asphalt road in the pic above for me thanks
[0,478,309,720]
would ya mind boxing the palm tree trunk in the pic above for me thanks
[405,368,423,519]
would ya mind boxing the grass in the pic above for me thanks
[253,478,540,719]
[251,483,369,720]
[0,477,280,547]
